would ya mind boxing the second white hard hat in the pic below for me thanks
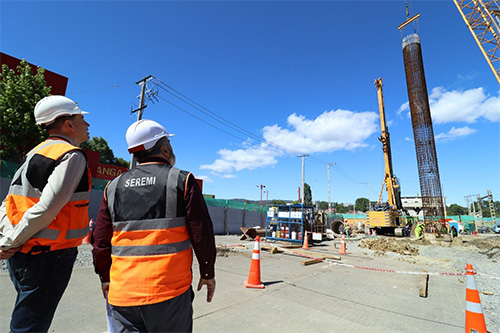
[34,95,88,125]
[126,119,174,153]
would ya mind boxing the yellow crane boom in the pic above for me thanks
[454,0,500,84]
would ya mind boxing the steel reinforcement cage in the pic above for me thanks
[402,33,446,231]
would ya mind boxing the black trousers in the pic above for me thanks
[110,287,194,333]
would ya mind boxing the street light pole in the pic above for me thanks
[327,163,334,210]
[297,154,308,203]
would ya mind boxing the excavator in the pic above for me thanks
[366,78,416,236]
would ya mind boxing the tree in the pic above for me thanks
[447,204,467,216]
[304,183,312,206]
[334,203,349,214]
[0,60,51,162]
[270,199,287,205]
[318,201,329,210]
[80,137,129,167]
[355,197,370,212]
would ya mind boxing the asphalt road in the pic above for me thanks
[0,238,473,333]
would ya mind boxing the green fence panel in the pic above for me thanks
[1,160,20,178]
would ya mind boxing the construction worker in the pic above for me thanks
[415,223,425,239]
[92,119,216,332]
[0,95,91,332]
[344,224,350,237]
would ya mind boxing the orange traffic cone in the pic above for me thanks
[302,231,310,250]
[244,236,264,289]
[82,219,94,244]
[338,234,347,254]
[82,233,91,244]
[465,264,487,333]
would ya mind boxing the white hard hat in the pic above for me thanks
[34,95,89,125]
[126,119,174,153]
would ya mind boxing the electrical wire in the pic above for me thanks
[150,76,366,185]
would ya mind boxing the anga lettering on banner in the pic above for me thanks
[96,164,129,180]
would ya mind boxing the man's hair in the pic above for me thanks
[134,136,171,162]
[41,114,76,131]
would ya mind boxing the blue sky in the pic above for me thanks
[2,0,499,207]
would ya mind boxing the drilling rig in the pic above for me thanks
[366,78,412,236]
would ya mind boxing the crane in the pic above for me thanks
[366,78,412,236]
[374,78,403,211]
[454,0,500,84]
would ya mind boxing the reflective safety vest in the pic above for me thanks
[105,163,193,307]
[5,138,91,254]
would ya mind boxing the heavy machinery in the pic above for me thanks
[453,0,500,85]
[366,78,409,236]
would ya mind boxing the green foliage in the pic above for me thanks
[304,183,312,206]
[114,157,129,168]
[334,203,349,214]
[0,60,51,161]
[355,197,370,212]
[270,199,287,205]
[80,137,129,167]
[318,201,329,210]
[447,203,467,216]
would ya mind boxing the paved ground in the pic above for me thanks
[0,236,476,333]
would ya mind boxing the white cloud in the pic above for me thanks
[435,126,477,142]
[200,145,279,174]
[398,87,500,124]
[200,109,379,175]
[262,110,378,154]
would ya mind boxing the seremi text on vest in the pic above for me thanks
[124,176,157,187]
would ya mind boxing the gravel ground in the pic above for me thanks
[355,234,500,333]
[2,233,499,332]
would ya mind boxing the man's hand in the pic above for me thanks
[101,282,110,299]
[0,246,22,260]
[197,278,216,303]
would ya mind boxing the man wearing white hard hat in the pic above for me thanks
[0,95,92,332]
[92,119,216,332]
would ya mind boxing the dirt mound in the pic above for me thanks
[360,237,419,256]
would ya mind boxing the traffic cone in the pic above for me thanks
[244,236,264,289]
[82,219,94,244]
[338,234,347,254]
[465,264,487,333]
[302,230,310,250]
[82,232,91,244]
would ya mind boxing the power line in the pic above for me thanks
[150,76,365,185]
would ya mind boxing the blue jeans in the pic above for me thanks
[7,247,78,333]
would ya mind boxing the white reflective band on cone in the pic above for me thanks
[466,276,478,290]
[466,301,483,314]
[252,253,260,260]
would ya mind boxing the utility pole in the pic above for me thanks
[488,189,496,223]
[327,163,334,210]
[297,154,308,204]
[130,75,153,168]
[257,184,266,207]
[257,184,265,228]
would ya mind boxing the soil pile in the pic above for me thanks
[359,237,419,256]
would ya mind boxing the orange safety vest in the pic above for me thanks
[5,138,91,254]
[105,164,193,307]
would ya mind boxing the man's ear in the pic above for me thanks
[65,120,74,129]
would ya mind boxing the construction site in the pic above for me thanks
[1,1,500,333]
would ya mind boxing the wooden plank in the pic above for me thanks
[419,270,429,298]
[301,258,325,266]
[261,245,341,261]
